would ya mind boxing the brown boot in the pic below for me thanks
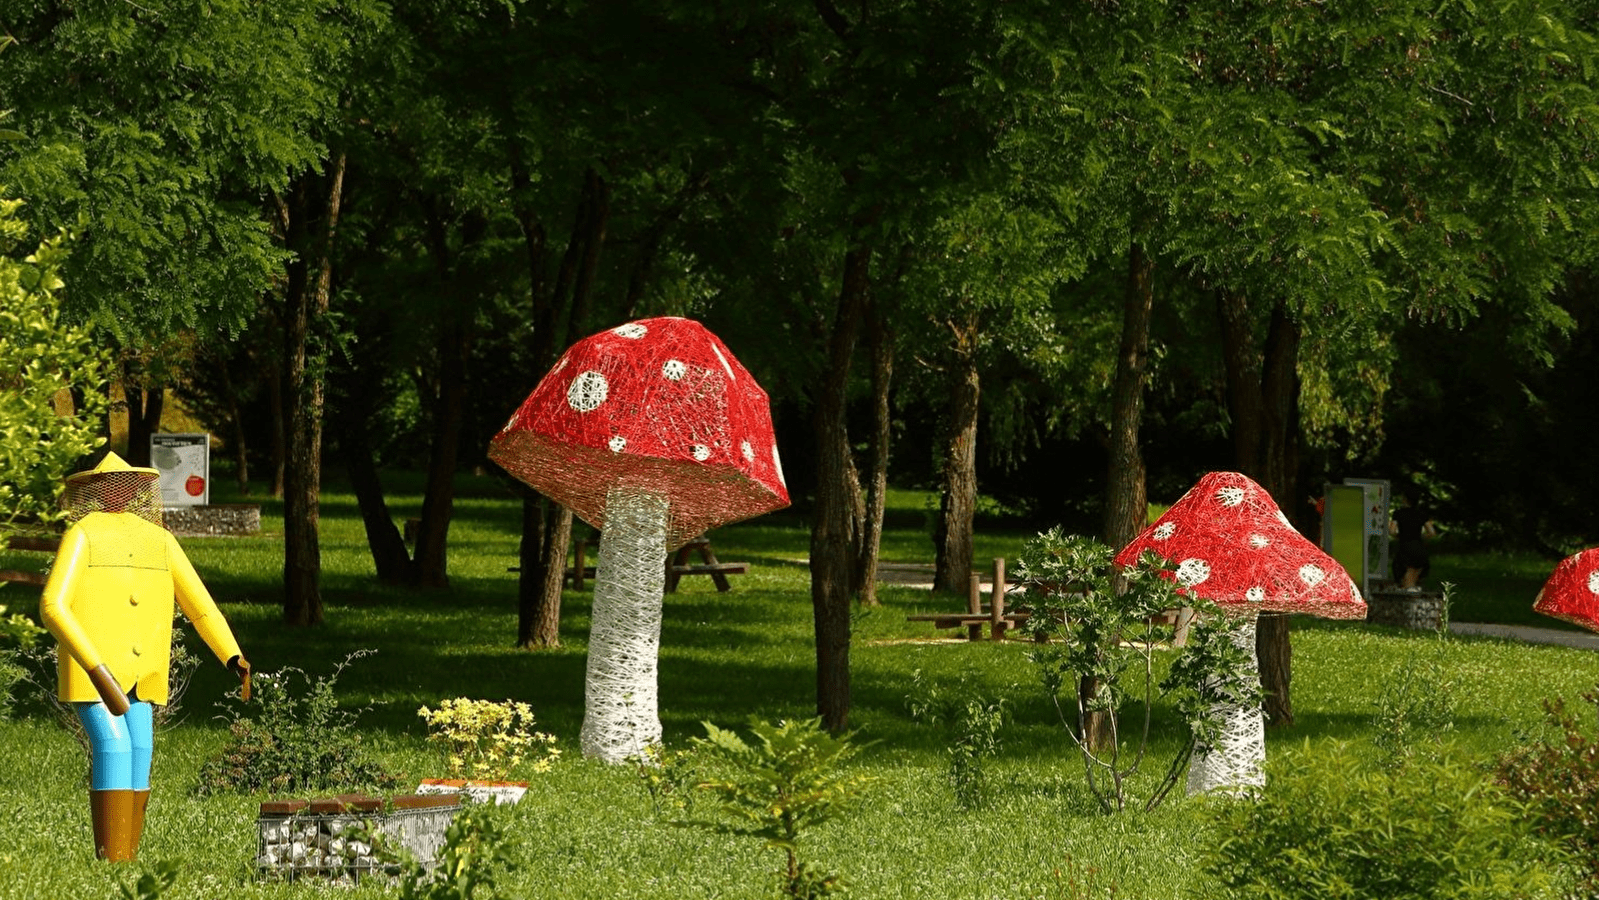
[127,790,150,860]
[89,790,134,862]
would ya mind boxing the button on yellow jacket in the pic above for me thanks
[40,511,243,705]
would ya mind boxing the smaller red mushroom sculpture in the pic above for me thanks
[489,317,789,762]
[1114,471,1365,794]
[1532,547,1599,633]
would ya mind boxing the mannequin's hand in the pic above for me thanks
[227,655,252,702]
[87,665,131,716]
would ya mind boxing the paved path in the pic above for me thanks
[1448,622,1599,650]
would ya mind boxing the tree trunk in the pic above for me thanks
[1102,241,1155,551]
[812,244,871,733]
[1217,287,1262,478]
[122,380,164,468]
[1217,294,1303,726]
[1092,240,1156,752]
[267,346,286,498]
[345,429,417,586]
[413,316,469,589]
[509,165,609,647]
[281,153,346,627]
[855,306,894,606]
[933,309,980,596]
[517,497,571,649]
[1255,302,1302,727]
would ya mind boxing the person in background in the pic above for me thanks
[39,452,250,862]
[1390,486,1436,590]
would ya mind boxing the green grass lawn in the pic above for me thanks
[0,476,1593,899]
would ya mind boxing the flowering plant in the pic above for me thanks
[417,698,559,783]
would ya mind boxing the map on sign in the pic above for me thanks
[151,433,209,507]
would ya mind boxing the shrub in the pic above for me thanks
[1370,645,1458,766]
[1496,684,1599,896]
[682,718,876,899]
[906,667,1007,809]
[196,650,397,795]
[1016,528,1258,812]
[1206,745,1561,900]
[417,698,559,783]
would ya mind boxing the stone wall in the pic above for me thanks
[1366,590,1445,632]
[257,793,460,884]
[164,504,261,536]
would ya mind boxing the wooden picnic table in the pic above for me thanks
[538,535,748,593]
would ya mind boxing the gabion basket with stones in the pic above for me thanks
[256,793,461,884]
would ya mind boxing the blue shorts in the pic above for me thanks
[75,699,154,791]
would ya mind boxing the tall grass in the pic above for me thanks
[0,475,1591,899]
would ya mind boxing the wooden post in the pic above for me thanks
[990,557,1006,641]
[967,573,983,641]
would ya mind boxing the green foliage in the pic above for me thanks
[684,718,877,899]
[0,194,110,537]
[195,650,397,795]
[906,668,1007,809]
[1016,528,1259,812]
[117,860,180,900]
[1496,685,1599,897]
[629,743,702,817]
[1371,646,1459,767]
[396,804,515,900]
[1206,746,1560,900]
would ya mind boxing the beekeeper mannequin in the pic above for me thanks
[39,452,250,861]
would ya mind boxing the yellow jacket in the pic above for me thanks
[40,511,242,705]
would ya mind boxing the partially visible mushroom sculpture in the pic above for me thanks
[489,317,789,762]
[1114,471,1365,794]
[1532,547,1599,633]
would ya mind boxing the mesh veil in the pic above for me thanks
[63,473,163,528]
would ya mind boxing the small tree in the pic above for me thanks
[683,718,875,899]
[1016,529,1258,812]
[0,194,111,537]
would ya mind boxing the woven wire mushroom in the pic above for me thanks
[489,317,789,763]
[1532,547,1599,633]
[1114,471,1365,795]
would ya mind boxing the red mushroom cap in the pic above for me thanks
[1113,471,1366,620]
[1532,547,1599,633]
[489,317,789,549]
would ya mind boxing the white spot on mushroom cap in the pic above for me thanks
[614,323,648,339]
[691,444,710,461]
[1153,522,1176,541]
[1246,586,1266,603]
[1299,563,1326,587]
[773,444,786,487]
[1216,486,1246,507]
[1589,570,1599,595]
[567,371,609,412]
[1176,558,1211,587]
[1276,510,1294,528]
[741,441,754,462]
[608,436,626,453]
[663,359,686,381]
[711,344,735,380]
[1248,533,1270,549]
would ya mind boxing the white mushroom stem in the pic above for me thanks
[580,487,669,763]
[1187,612,1266,796]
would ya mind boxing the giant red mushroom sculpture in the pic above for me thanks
[1114,471,1365,794]
[1532,547,1599,633]
[489,317,789,762]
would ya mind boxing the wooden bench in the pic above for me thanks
[510,536,747,592]
[1,535,60,588]
[666,537,747,593]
